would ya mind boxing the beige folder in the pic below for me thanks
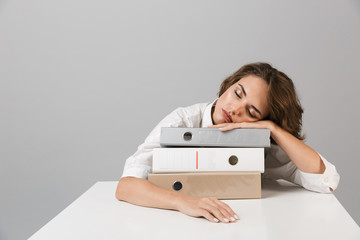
[148,172,261,199]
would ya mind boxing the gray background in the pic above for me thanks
[1,0,359,239]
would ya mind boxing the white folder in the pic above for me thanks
[152,148,264,173]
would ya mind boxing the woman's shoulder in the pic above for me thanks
[173,102,209,115]
[163,101,211,127]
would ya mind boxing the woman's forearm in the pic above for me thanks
[115,177,239,223]
[210,121,326,174]
[115,177,179,210]
[270,123,326,174]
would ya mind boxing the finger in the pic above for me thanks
[207,198,237,222]
[221,122,248,131]
[208,124,227,128]
[219,127,231,132]
[202,204,230,223]
[213,199,239,221]
[205,199,233,220]
[200,209,220,223]
[237,122,251,128]
[219,125,237,132]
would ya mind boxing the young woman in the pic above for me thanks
[115,62,340,224]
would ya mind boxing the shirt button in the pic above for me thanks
[324,177,329,183]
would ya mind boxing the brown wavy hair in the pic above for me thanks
[218,62,305,142]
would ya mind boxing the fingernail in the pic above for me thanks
[234,214,239,220]
[213,218,219,222]
[230,217,235,221]
[223,218,229,223]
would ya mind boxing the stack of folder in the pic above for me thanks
[148,127,270,199]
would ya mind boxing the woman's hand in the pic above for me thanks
[175,195,239,223]
[208,120,275,133]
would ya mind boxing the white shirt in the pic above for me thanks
[121,100,340,193]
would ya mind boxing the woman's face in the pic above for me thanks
[212,75,269,125]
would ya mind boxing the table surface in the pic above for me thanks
[29,180,360,240]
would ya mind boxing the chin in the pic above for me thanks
[216,119,226,125]
[212,119,220,125]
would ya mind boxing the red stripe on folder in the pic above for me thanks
[196,151,198,169]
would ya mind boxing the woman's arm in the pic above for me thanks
[269,123,325,174]
[209,121,325,174]
[115,177,239,223]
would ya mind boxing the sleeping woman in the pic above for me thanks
[115,62,340,223]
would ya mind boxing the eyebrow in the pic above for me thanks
[238,83,262,117]
[238,84,247,96]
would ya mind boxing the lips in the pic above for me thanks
[222,109,233,123]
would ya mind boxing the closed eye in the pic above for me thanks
[235,89,256,118]
[234,89,241,99]
[247,108,255,118]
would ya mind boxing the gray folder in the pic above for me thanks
[160,127,270,147]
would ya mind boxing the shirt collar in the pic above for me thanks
[201,99,218,128]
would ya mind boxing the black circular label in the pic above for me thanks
[183,132,192,141]
[229,155,238,165]
[173,181,183,191]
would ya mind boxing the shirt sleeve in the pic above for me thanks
[120,106,199,179]
[263,145,340,193]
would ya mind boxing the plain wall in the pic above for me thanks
[0,0,359,239]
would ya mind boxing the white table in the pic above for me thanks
[29,180,360,240]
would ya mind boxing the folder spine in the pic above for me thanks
[152,148,264,173]
[148,172,261,199]
[160,127,270,147]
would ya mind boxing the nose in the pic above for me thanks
[229,101,246,117]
